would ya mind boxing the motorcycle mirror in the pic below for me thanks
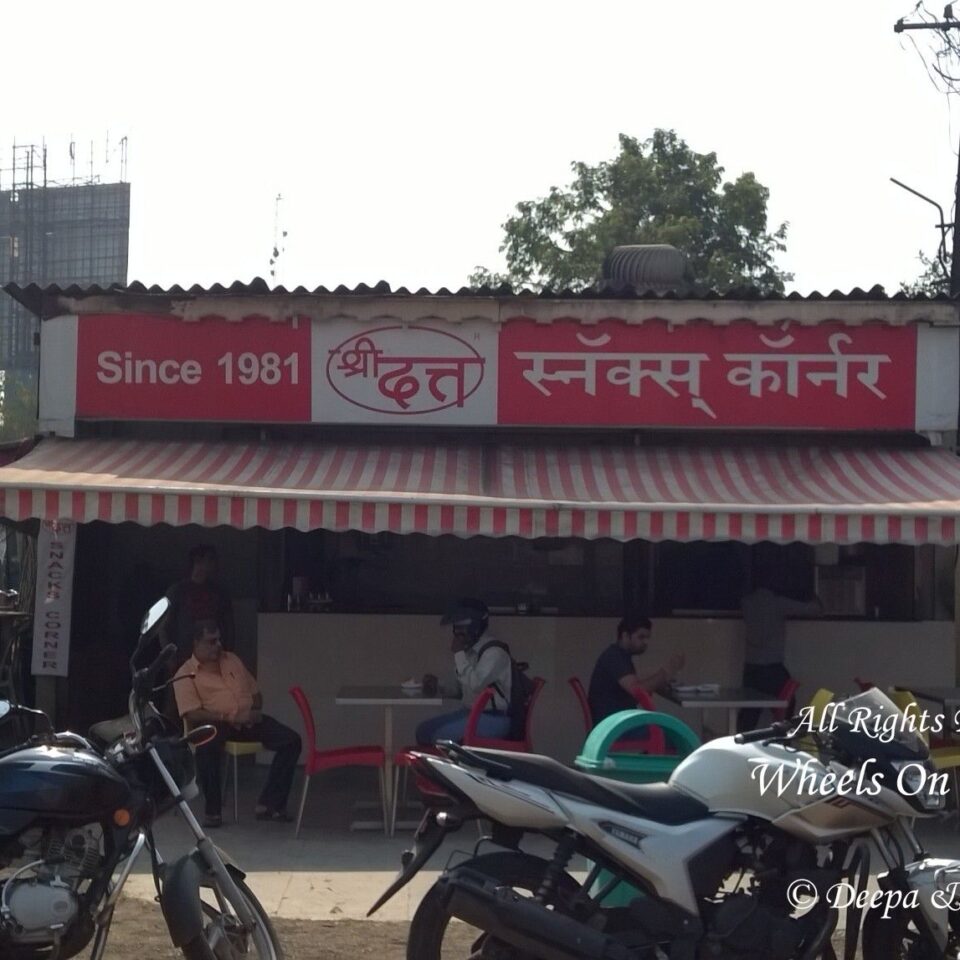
[139,597,170,640]
[183,724,218,748]
[0,701,9,721]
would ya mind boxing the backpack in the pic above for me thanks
[476,640,536,740]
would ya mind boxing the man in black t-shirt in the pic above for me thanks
[587,615,684,724]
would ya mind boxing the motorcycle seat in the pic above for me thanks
[89,716,135,748]
[452,746,709,825]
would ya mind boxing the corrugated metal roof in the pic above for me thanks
[3,278,956,318]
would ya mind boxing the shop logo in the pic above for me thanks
[326,325,485,415]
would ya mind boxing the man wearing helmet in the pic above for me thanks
[416,598,514,745]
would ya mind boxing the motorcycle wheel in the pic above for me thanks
[180,874,284,960]
[861,906,944,960]
[407,850,581,960]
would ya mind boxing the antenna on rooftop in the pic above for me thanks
[269,193,288,285]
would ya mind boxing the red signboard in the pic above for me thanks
[497,319,918,429]
[55,312,940,431]
[76,314,311,421]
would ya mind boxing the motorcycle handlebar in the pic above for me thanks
[133,643,177,700]
[124,643,177,750]
[734,719,795,744]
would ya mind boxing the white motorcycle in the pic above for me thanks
[370,688,960,959]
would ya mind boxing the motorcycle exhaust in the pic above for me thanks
[438,868,633,960]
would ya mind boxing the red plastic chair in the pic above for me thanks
[569,675,667,754]
[463,677,545,752]
[773,678,801,722]
[568,677,592,736]
[288,686,387,838]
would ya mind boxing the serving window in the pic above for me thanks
[275,531,623,616]
[643,541,943,621]
[268,530,948,622]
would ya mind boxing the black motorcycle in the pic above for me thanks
[0,596,283,960]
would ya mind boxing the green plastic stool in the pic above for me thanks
[574,709,701,907]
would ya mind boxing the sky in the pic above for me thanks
[4,0,960,296]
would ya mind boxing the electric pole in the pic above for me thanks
[895,6,960,294]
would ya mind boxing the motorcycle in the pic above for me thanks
[371,687,960,960]
[0,596,283,960]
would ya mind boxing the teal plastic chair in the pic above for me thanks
[575,709,701,906]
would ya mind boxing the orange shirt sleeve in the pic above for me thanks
[173,661,202,718]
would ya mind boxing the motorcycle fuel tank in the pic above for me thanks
[669,737,832,819]
[0,745,130,831]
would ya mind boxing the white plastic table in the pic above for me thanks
[664,687,789,737]
[335,685,453,831]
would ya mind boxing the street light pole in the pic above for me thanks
[895,8,960,293]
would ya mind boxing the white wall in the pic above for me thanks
[256,614,956,765]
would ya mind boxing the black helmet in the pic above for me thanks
[440,598,489,643]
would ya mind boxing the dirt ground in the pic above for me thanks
[86,897,466,959]
[89,898,855,959]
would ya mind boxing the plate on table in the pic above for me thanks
[400,680,423,696]
[673,683,720,697]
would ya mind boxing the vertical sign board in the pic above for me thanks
[32,520,77,677]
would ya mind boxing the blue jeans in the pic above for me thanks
[416,707,511,745]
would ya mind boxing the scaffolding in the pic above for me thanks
[0,139,131,367]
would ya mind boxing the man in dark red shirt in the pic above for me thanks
[163,545,235,664]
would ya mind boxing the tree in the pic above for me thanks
[0,369,37,442]
[469,129,791,294]
[901,249,949,296]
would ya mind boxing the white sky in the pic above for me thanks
[4,0,960,296]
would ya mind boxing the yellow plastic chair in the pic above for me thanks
[888,688,960,813]
[887,689,960,760]
[184,718,264,824]
[223,739,264,823]
[797,688,835,755]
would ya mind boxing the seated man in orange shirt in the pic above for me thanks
[174,619,301,827]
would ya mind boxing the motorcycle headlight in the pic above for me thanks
[892,760,946,811]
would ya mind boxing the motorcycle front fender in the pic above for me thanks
[159,847,247,947]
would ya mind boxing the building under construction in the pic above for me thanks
[0,143,130,368]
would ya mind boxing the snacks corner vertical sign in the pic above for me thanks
[75,313,312,422]
[32,520,77,678]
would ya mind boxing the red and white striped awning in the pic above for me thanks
[1,438,960,545]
